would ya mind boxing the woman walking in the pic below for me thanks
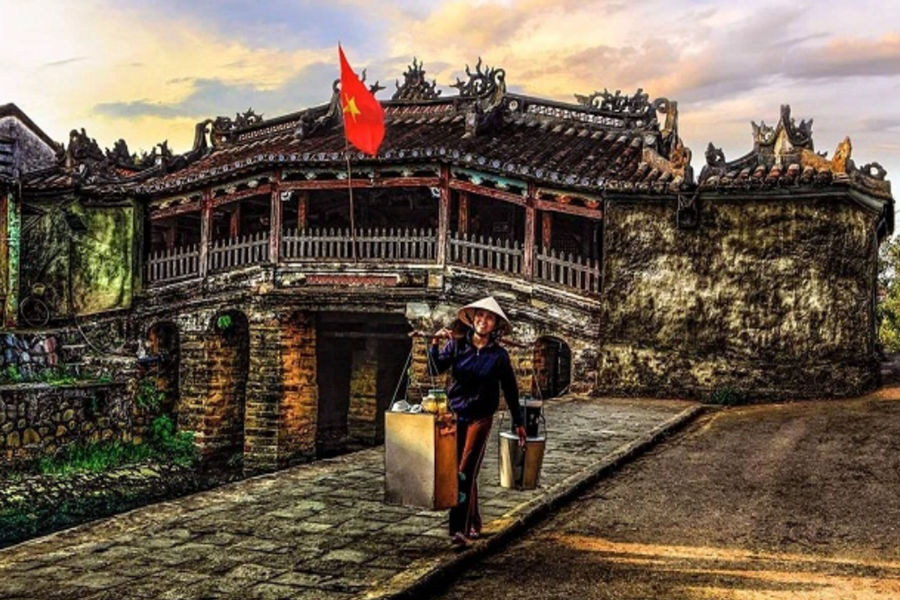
[429,296,526,546]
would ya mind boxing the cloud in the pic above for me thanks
[42,57,88,68]
[94,61,337,123]
[786,34,900,79]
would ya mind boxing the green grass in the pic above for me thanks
[38,415,197,475]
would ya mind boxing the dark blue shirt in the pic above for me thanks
[428,333,522,426]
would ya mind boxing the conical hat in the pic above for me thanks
[457,296,513,336]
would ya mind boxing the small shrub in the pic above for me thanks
[707,386,745,406]
[3,364,23,384]
[216,314,233,331]
[134,376,165,411]
[149,415,198,467]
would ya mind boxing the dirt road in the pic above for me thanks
[431,390,900,599]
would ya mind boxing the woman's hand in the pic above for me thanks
[431,327,452,346]
[515,425,527,448]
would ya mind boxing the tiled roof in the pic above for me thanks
[136,60,691,196]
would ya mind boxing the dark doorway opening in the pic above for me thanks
[534,336,572,399]
[315,312,412,457]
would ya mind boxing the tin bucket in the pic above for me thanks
[499,432,546,490]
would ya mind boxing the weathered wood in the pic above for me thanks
[449,179,527,206]
[279,177,440,191]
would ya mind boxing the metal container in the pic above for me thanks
[498,432,546,490]
[384,411,458,509]
[520,396,544,438]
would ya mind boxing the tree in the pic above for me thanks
[878,234,900,353]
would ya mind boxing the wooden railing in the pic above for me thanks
[209,232,270,273]
[282,228,436,262]
[448,232,523,276]
[147,244,200,283]
[536,247,601,294]
[146,229,601,296]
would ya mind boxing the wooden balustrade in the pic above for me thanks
[209,232,270,273]
[146,229,601,296]
[535,247,601,294]
[281,228,436,262]
[448,232,523,275]
[147,243,200,283]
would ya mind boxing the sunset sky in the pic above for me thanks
[2,0,899,184]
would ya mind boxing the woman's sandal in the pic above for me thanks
[467,529,481,540]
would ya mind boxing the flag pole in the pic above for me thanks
[344,138,359,262]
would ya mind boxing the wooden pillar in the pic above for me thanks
[458,191,469,235]
[542,212,553,249]
[199,189,211,278]
[297,191,309,229]
[524,206,536,280]
[437,165,451,266]
[229,204,241,238]
[164,225,176,250]
[523,184,536,279]
[269,174,282,262]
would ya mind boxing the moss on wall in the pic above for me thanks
[598,194,880,400]
[20,199,134,318]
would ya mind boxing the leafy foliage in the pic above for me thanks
[878,235,900,353]
[706,386,745,406]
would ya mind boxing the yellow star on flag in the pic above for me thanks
[343,94,361,123]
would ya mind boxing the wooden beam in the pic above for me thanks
[534,198,603,220]
[150,201,201,219]
[280,177,440,191]
[449,179,527,206]
[211,183,272,208]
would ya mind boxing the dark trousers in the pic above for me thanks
[449,416,493,536]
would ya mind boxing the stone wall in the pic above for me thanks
[0,382,131,466]
[598,194,880,400]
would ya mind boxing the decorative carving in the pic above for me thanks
[67,128,105,163]
[105,139,134,167]
[861,162,887,181]
[393,58,441,101]
[752,120,776,149]
[575,88,651,115]
[780,104,813,149]
[800,136,852,173]
[296,80,342,140]
[451,58,506,98]
[359,69,385,96]
[699,143,729,183]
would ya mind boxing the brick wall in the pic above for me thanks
[276,312,318,467]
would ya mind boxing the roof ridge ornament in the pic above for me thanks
[574,88,651,116]
[393,57,441,101]
[451,57,506,99]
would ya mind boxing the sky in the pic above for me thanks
[2,0,899,186]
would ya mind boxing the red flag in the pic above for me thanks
[339,44,385,157]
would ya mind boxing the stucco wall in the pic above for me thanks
[0,116,57,175]
[598,193,880,400]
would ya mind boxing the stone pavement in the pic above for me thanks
[0,396,701,600]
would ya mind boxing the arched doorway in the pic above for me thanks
[534,336,572,399]
[205,310,249,464]
[143,322,180,415]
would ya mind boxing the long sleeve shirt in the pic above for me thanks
[428,333,522,426]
